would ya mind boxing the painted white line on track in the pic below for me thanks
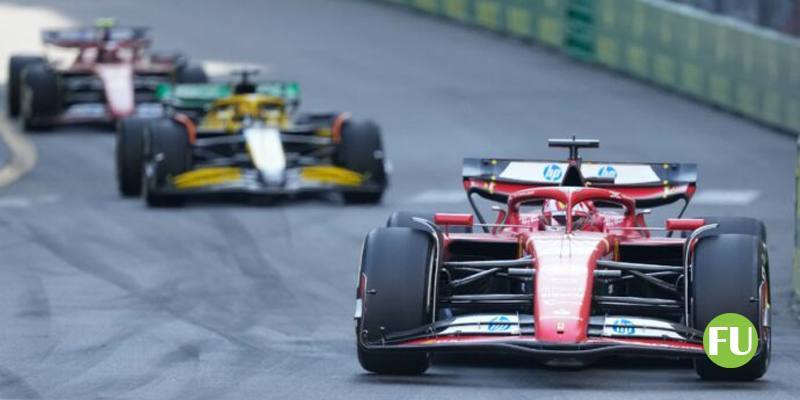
[0,113,36,187]
[408,190,466,204]
[691,189,760,206]
[0,194,59,208]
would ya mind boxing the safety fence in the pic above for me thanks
[375,0,800,134]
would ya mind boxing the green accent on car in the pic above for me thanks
[155,82,301,108]
[256,81,301,102]
[155,83,232,108]
[95,17,117,28]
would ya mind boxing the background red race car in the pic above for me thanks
[355,138,771,381]
[6,18,206,130]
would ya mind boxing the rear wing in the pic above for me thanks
[462,158,697,208]
[42,27,150,47]
[155,82,301,109]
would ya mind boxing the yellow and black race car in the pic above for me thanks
[116,71,387,207]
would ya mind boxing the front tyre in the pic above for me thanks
[142,119,191,207]
[335,120,386,204]
[356,227,434,374]
[691,233,770,381]
[7,56,45,117]
[116,117,149,197]
[21,62,60,131]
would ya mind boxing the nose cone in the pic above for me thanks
[530,233,608,343]
[95,64,135,117]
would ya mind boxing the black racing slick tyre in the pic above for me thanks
[176,64,208,83]
[116,117,149,197]
[387,211,472,233]
[691,233,770,381]
[357,227,434,375]
[7,56,44,118]
[21,62,59,131]
[694,216,766,242]
[294,113,337,126]
[143,119,191,207]
[335,120,387,204]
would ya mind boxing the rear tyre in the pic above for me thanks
[143,119,191,207]
[387,211,472,233]
[335,120,386,204]
[691,233,770,381]
[294,112,337,126]
[116,117,149,197]
[21,62,60,131]
[176,64,208,83]
[357,227,434,374]
[7,56,44,117]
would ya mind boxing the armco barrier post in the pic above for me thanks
[504,0,535,40]
[795,137,800,312]
[705,18,735,109]
[780,39,800,132]
[594,0,622,69]
[734,29,759,117]
[755,35,783,127]
[474,0,503,32]
[620,1,649,79]
[536,0,565,48]
[441,0,473,23]
[564,0,596,62]
[412,0,439,14]
[791,44,800,132]
[649,3,679,89]
[675,8,705,99]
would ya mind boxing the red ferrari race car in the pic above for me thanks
[355,138,770,380]
[7,18,206,130]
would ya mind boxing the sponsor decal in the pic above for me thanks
[487,315,512,332]
[580,163,660,184]
[597,165,618,179]
[543,164,563,182]
[703,313,758,368]
[611,318,636,335]
[439,314,520,335]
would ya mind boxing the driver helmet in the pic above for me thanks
[542,199,592,230]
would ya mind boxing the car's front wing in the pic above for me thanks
[147,165,384,197]
[357,313,707,360]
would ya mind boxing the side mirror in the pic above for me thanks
[665,218,705,231]
[434,213,474,226]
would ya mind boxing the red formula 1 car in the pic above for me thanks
[355,138,770,380]
[7,19,206,130]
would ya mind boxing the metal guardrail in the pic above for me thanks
[373,0,800,135]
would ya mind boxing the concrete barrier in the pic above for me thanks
[373,0,800,135]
